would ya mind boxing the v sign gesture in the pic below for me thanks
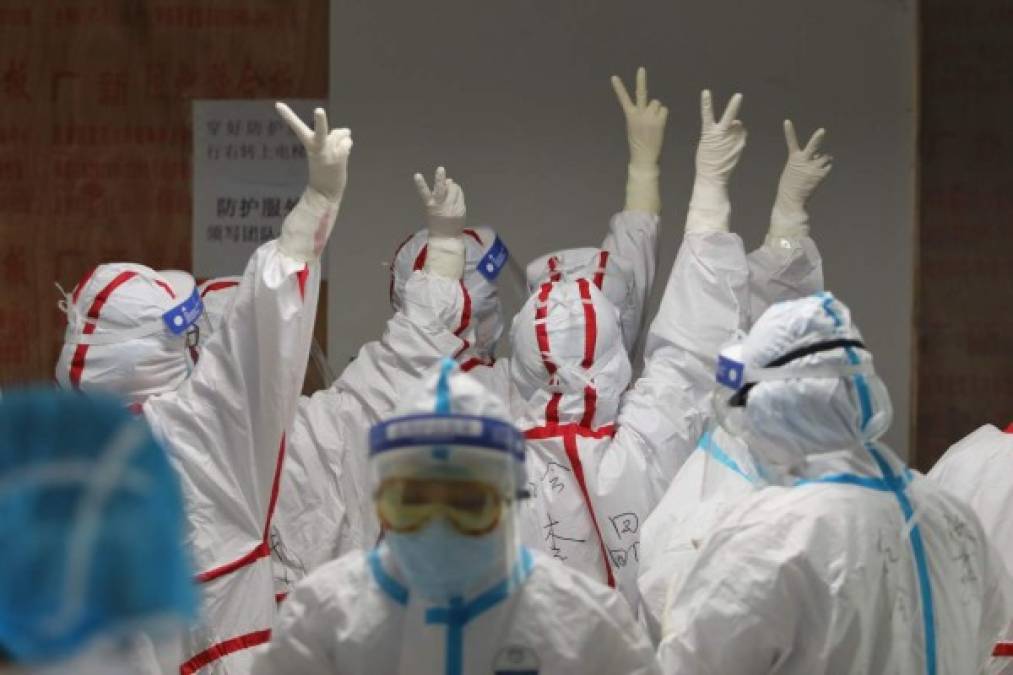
[687,90,747,233]
[276,102,352,202]
[413,166,466,239]
[611,66,669,214]
[770,120,832,240]
[696,90,747,186]
[274,102,353,262]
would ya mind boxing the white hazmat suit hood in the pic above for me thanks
[55,264,205,405]
[390,226,509,366]
[525,247,644,355]
[716,291,892,471]
[510,278,632,430]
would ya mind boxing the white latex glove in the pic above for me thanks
[275,103,352,261]
[768,120,832,242]
[414,166,466,239]
[611,66,668,214]
[686,90,746,234]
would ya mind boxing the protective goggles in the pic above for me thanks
[717,338,873,407]
[375,477,503,536]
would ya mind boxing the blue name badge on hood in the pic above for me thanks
[478,236,509,282]
[716,353,745,390]
[162,287,204,335]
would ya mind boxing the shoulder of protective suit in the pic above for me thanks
[930,424,1013,479]
[521,551,638,622]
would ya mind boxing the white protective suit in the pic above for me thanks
[198,259,478,600]
[55,103,350,673]
[252,361,660,675]
[657,293,1013,675]
[196,172,508,601]
[929,423,1013,669]
[929,423,1013,577]
[461,88,803,609]
[637,117,831,643]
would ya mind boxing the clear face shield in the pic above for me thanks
[368,413,527,603]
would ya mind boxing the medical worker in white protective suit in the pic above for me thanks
[54,102,351,673]
[209,71,667,602]
[252,358,660,675]
[656,292,1013,675]
[444,78,824,610]
[0,389,196,675]
[929,423,1013,668]
[194,166,497,598]
[637,118,832,643]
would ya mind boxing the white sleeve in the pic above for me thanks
[657,521,794,675]
[145,238,318,574]
[250,580,336,675]
[746,236,823,325]
[615,230,751,503]
[601,211,659,351]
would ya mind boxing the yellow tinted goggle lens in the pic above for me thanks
[376,478,502,536]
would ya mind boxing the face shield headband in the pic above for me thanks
[717,338,872,408]
[369,413,528,499]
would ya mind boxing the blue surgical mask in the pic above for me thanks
[385,519,506,603]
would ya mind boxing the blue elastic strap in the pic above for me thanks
[818,293,873,431]
[368,548,409,606]
[798,445,936,675]
[435,357,455,415]
[698,431,761,485]
[795,473,893,492]
[425,548,534,675]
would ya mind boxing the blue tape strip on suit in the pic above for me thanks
[698,431,761,485]
[798,446,937,675]
[425,548,534,675]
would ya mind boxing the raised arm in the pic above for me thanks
[616,90,751,500]
[748,119,830,321]
[145,102,350,575]
[604,67,668,349]
[274,168,477,582]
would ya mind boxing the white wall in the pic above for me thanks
[328,0,916,452]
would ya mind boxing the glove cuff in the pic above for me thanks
[425,235,466,280]
[768,198,810,240]
[427,214,465,239]
[686,177,731,233]
[624,163,660,215]
[277,188,341,263]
